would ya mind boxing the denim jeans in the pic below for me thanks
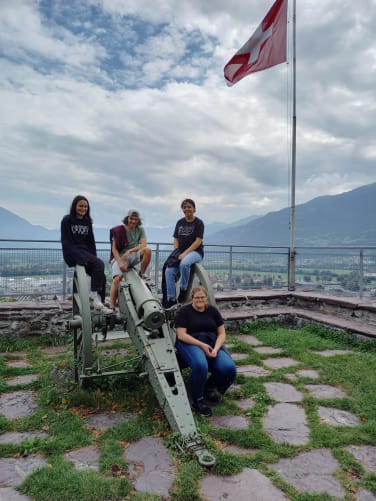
[176,339,237,401]
[165,251,202,299]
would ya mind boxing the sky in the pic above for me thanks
[1,0,375,232]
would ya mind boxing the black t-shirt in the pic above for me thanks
[173,217,204,257]
[175,304,224,335]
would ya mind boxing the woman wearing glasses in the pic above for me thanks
[175,286,236,416]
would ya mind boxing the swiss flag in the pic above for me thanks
[224,0,288,86]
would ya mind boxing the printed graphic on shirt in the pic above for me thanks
[177,226,194,237]
[71,224,89,236]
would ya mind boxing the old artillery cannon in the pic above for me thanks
[68,263,216,466]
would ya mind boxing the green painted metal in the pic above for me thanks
[69,263,216,466]
[72,265,93,386]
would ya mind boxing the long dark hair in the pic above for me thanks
[69,195,92,222]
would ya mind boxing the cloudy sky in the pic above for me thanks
[1,0,375,232]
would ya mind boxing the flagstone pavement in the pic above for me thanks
[0,337,376,500]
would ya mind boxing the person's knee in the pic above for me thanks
[179,261,191,274]
[142,247,152,259]
[224,363,237,381]
[190,358,208,376]
[95,257,105,271]
[112,275,122,286]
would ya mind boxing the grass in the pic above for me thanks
[0,321,376,500]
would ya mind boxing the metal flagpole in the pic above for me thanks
[288,0,296,290]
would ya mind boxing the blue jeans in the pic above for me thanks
[165,251,202,299]
[176,340,237,401]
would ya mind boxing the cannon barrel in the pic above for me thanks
[71,264,216,466]
[125,269,165,330]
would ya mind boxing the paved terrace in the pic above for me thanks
[0,290,376,499]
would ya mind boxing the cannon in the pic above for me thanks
[68,263,216,466]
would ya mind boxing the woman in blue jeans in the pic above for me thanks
[165,199,204,307]
[175,286,236,416]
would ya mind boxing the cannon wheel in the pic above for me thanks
[185,263,216,306]
[72,265,93,387]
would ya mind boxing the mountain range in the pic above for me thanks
[1,183,375,246]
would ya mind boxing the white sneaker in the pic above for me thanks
[99,304,114,315]
[90,293,113,314]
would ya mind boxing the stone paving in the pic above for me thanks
[0,337,375,500]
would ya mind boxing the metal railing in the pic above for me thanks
[1,239,376,300]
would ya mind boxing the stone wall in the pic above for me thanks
[1,291,376,341]
[0,301,71,340]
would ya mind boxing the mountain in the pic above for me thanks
[0,207,260,244]
[93,216,262,243]
[0,207,60,240]
[206,183,376,246]
[1,183,375,246]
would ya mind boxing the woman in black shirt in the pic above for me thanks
[175,286,236,416]
[165,199,204,307]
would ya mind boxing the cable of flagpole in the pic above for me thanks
[288,0,297,291]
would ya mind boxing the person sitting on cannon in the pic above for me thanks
[164,199,204,308]
[61,195,112,314]
[109,209,152,310]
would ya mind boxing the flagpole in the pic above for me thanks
[288,0,296,291]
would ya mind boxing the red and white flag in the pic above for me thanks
[224,0,288,86]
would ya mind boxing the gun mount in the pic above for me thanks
[68,263,216,466]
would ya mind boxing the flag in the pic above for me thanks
[224,0,288,86]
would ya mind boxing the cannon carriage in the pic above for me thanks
[68,263,216,466]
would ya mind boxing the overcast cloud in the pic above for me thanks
[1,0,375,232]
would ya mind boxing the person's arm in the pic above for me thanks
[61,217,86,265]
[176,326,214,357]
[127,236,147,254]
[178,237,202,259]
[87,224,97,256]
[178,219,204,259]
[123,235,147,262]
[209,323,226,358]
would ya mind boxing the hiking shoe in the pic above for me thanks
[165,298,177,309]
[178,289,187,303]
[192,398,212,417]
[204,388,220,404]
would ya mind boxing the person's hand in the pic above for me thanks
[202,344,216,358]
[119,257,128,272]
[210,347,218,358]
[119,262,128,272]
[178,251,187,261]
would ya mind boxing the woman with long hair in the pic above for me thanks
[61,195,112,314]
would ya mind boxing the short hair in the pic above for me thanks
[181,198,196,209]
